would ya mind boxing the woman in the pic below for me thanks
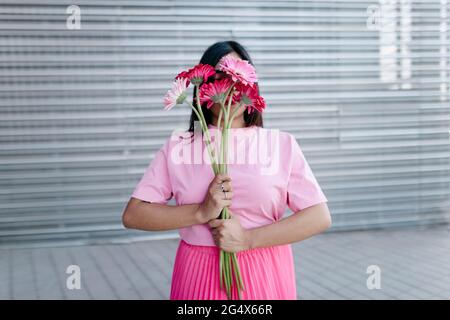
[122,41,332,300]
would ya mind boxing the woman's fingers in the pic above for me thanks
[211,224,222,246]
[213,173,231,184]
[219,181,232,192]
[201,173,233,222]
[211,174,233,196]
[209,219,224,228]
[221,191,233,200]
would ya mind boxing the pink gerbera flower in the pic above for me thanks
[234,83,266,114]
[163,78,188,110]
[176,64,215,86]
[199,78,234,109]
[218,56,258,86]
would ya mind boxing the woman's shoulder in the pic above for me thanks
[152,130,191,154]
[164,129,195,144]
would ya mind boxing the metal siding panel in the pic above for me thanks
[0,0,449,245]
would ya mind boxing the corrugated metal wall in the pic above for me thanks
[1,0,449,245]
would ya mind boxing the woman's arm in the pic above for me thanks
[247,202,331,249]
[122,173,233,231]
[122,197,204,231]
[209,202,331,252]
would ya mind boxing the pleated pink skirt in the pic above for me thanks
[170,239,297,300]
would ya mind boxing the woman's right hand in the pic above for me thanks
[197,173,233,223]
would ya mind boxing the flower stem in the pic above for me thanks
[224,252,231,299]
[218,102,227,173]
[187,101,218,174]
[219,250,224,289]
[216,83,245,300]
[228,103,245,129]
[231,253,245,291]
[231,255,242,300]
[215,107,223,164]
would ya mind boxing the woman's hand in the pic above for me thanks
[197,173,233,223]
[209,211,251,253]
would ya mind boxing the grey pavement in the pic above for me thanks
[1,226,449,300]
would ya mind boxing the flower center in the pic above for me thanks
[212,93,226,103]
[241,94,252,105]
[191,76,204,86]
[176,92,187,104]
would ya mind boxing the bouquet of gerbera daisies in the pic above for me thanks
[164,55,266,300]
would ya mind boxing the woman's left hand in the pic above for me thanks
[208,212,251,253]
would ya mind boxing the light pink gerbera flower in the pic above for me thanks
[199,78,234,108]
[176,64,215,86]
[234,83,266,114]
[218,56,258,86]
[163,78,188,110]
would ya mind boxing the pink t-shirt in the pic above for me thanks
[131,124,328,247]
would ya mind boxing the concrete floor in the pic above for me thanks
[1,226,449,300]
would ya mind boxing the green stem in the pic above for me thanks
[230,255,242,299]
[219,83,246,300]
[218,84,235,172]
[195,85,208,128]
[194,85,219,173]
[227,253,233,299]
[219,250,224,289]
[218,102,227,173]
[231,253,245,291]
[215,107,223,165]
[224,252,231,299]
[222,92,234,175]
[227,103,245,129]
[220,102,229,126]
[186,101,218,174]
[221,83,235,110]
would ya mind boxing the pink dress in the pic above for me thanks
[131,125,328,300]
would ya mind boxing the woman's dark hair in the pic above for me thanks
[188,41,263,132]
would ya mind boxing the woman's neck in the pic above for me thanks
[211,115,246,128]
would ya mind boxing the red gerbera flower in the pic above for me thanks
[199,78,234,109]
[176,64,215,86]
[249,95,266,114]
[234,83,265,114]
